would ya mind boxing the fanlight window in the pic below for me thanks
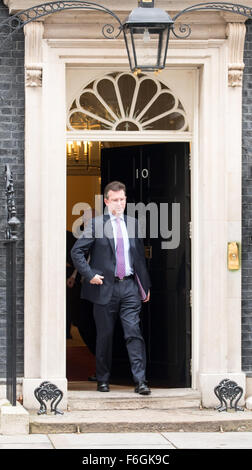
[67,72,188,132]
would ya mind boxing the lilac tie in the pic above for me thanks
[116,217,126,279]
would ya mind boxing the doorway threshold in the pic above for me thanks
[67,381,201,411]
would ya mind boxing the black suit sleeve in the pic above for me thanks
[71,220,95,282]
[135,219,151,290]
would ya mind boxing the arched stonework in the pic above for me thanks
[67,72,189,133]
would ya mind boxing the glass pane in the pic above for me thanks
[141,93,175,122]
[157,28,169,68]
[69,112,111,130]
[131,26,169,69]
[124,30,136,71]
[148,112,186,130]
[134,36,159,69]
[135,79,157,117]
[117,74,136,116]
[79,92,114,122]
[97,79,120,118]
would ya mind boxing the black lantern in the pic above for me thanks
[122,0,174,73]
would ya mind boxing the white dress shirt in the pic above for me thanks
[108,211,134,276]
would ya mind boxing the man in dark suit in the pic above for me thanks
[71,181,151,395]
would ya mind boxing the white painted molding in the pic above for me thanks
[66,130,192,142]
[25,66,43,87]
[3,0,41,13]
[4,0,252,13]
[226,22,246,87]
[24,22,44,87]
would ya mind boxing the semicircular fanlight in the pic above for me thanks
[67,72,189,132]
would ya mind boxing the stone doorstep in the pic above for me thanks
[67,388,202,411]
[28,408,252,434]
[28,387,252,433]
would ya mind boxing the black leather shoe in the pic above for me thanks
[97,382,110,392]
[135,381,151,395]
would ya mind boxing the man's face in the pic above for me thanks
[104,189,126,216]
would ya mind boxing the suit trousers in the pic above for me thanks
[93,278,146,384]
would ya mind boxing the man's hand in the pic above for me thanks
[67,276,75,288]
[143,290,150,303]
[90,274,104,285]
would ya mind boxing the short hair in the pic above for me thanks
[104,181,126,199]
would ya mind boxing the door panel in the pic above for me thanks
[101,143,191,387]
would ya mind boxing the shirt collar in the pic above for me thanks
[108,211,124,222]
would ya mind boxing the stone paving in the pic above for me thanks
[0,431,252,449]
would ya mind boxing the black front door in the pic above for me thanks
[101,142,191,387]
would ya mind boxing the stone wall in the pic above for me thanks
[0,0,24,377]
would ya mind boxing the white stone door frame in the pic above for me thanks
[22,27,246,409]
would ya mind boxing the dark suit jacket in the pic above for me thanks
[71,214,151,305]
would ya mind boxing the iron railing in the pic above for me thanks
[3,165,20,406]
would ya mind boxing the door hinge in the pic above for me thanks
[190,289,192,308]
[189,153,192,171]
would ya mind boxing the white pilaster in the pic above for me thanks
[22,33,67,410]
[226,22,245,374]
[23,21,44,408]
[198,30,246,407]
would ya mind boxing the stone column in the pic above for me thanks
[22,23,67,409]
